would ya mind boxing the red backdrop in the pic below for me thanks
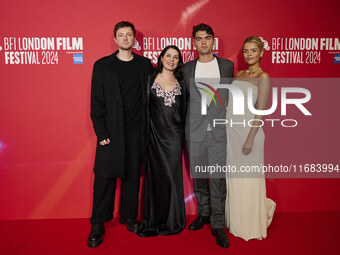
[0,0,339,220]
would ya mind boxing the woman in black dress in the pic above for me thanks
[137,45,187,237]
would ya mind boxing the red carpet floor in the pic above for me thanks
[1,212,339,255]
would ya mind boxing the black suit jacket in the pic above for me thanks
[182,57,234,143]
[90,51,153,178]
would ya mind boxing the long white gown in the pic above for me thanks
[225,80,276,241]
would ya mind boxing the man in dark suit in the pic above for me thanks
[88,21,153,248]
[183,23,234,248]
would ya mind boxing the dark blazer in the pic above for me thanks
[90,51,153,178]
[182,57,234,143]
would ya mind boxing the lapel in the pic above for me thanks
[213,56,226,109]
[189,58,201,98]
[147,74,156,102]
[216,56,226,78]
[134,54,147,104]
[106,51,123,107]
[190,58,198,78]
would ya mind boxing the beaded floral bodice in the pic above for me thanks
[151,81,182,107]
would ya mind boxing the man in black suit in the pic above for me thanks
[88,21,153,248]
[183,23,234,248]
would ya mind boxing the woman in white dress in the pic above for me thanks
[225,36,276,241]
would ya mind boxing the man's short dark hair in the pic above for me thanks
[114,21,136,37]
[192,23,215,38]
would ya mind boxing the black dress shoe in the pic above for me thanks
[119,215,141,233]
[87,223,105,248]
[188,216,210,231]
[212,228,230,248]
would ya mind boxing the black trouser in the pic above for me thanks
[90,132,142,225]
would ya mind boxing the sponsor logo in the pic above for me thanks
[334,54,340,63]
[73,54,83,64]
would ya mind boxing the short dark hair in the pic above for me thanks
[192,23,214,38]
[155,45,183,80]
[113,21,136,37]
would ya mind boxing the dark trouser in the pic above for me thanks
[188,132,226,229]
[90,132,142,225]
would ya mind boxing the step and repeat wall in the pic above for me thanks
[0,0,339,219]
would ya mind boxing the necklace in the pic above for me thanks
[246,68,262,74]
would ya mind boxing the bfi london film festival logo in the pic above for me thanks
[133,40,141,51]
[270,36,340,64]
[259,37,270,51]
[132,37,219,63]
[196,82,312,128]
[1,37,84,65]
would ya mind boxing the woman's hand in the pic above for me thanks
[242,137,254,155]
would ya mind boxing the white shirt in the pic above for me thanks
[195,57,220,79]
[195,57,220,131]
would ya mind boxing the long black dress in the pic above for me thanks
[138,80,186,237]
